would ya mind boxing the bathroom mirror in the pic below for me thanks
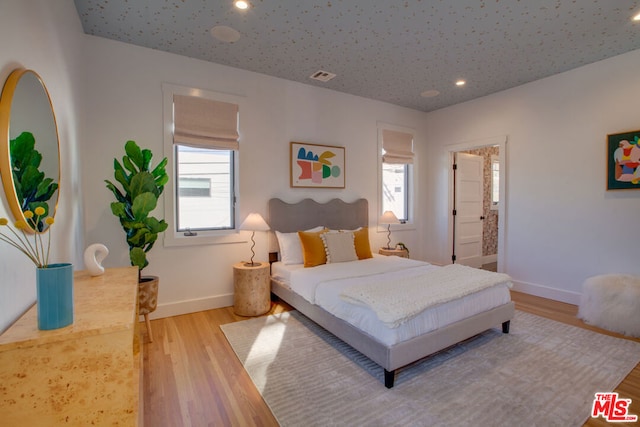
[0,68,60,231]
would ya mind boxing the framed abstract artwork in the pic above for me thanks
[607,130,640,190]
[290,142,345,188]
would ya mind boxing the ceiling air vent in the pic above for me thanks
[310,70,337,82]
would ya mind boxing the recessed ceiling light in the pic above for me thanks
[234,0,249,10]
[456,80,466,87]
[210,25,241,43]
[633,12,640,21]
[420,89,440,98]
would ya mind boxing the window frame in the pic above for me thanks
[381,162,410,222]
[377,122,416,233]
[162,83,244,247]
[175,146,236,232]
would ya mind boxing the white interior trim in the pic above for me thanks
[512,280,581,306]
[446,135,507,271]
[146,293,234,320]
[481,254,497,265]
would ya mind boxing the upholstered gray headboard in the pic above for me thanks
[268,198,368,254]
[268,198,368,233]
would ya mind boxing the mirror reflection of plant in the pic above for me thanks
[10,131,58,230]
[0,207,55,268]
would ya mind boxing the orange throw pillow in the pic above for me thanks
[298,229,328,267]
[353,227,373,259]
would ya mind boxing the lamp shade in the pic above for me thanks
[379,210,400,225]
[239,213,270,231]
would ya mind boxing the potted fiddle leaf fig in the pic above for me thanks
[105,140,168,341]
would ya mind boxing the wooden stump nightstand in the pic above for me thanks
[378,248,409,258]
[233,262,271,316]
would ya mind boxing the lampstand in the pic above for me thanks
[379,210,400,249]
[239,213,270,267]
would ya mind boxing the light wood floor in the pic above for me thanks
[142,291,640,426]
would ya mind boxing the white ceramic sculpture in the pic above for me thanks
[84,243,109,276]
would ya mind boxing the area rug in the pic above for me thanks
[220,310,640,427]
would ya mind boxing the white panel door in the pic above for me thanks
[455,153,484,267]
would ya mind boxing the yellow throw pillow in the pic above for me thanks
[353,227,373,259]
[298,229,328,267]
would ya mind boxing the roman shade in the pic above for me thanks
[382,129,414,164]
[173,94,239,150]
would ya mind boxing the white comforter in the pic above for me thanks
[283,255,429,303]
[272,256,513,345]
[340,264,512,327]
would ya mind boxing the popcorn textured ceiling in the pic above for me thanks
[73,0,640,112]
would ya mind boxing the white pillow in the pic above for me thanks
[320,232,358,263]
[276,226,324,265]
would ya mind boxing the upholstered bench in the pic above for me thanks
[578,274,640,337]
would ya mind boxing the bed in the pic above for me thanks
[268,198,515,388]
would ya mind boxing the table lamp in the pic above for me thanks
[379,210,400,249]
[239,213,270,266]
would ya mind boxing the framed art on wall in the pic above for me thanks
[607,130,640,190]
[290,141,345,188]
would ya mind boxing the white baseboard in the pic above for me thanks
[142,293,234,320]
[481,254,497,264]
[512,280,581,306]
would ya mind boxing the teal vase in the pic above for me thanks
[36,263,74,330]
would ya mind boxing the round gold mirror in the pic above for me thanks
[0,68,60,231]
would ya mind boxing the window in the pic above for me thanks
[382,162,408,221]
[380,126,414,224]
[491,154,499,210]
[162,84,243,246]
[176,146,234,230]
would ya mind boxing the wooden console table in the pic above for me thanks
[0,267,141,425]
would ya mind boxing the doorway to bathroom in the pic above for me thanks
[449,136,506,272]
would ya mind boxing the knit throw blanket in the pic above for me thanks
[340,264,512,328]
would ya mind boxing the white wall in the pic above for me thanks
[423,49,640,304]
[79,35,428,318]
[0,0,85,332]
